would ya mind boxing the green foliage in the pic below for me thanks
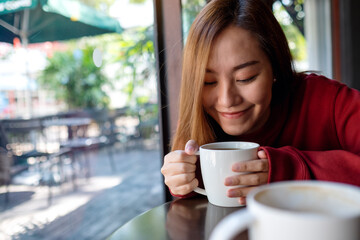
[38,45,111,109]
[109,26,156,107]
[129,0,147,4]
[38,25,156,111]
[182,0,207,39]
[277,0,305,35]
[280,20,307,61]
[273,1,307,62]
[77,0,116,13]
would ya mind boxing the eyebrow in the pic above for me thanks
[206,60,259,73]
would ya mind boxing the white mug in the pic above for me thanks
[210,180,360,240]
[194,141,260,207]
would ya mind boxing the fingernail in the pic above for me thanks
[186,145,194,153]
[225,178,233,186]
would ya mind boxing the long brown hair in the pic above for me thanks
[171,0,295,150]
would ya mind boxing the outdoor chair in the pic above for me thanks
[85,108,122,172]
[43,110,105,179]
[42,147,72,205]
[0,145,72,205]
[0,118,76,203]
[0,118,78,204]
[0,147,13,203]
[0,118,49,182]
[133,104,160,149]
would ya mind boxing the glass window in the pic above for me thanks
[181,0,207,42]
[0,1,162,239]
[273,0,308,72]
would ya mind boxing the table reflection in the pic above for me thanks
[166,198,208,239]
[109,196,248,240]
[167,197,248,240]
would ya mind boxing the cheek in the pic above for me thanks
[258,88,272,105]
[247,83,272,106]
[202,89,214,109]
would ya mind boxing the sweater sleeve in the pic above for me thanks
[261,146,360,186]
[261,81,360,187]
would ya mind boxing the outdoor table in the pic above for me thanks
[108,196,248,240]
[42,117,92,127]
[42,117,92,139]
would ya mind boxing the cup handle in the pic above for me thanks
[194,187,207,196]
[209,209,254,240]
[193,151,207,196]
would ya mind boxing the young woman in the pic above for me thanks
[161,0,360,205]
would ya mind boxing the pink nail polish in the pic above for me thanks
[186,145,194,153]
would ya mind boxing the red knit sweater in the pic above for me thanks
[259,74,360,185]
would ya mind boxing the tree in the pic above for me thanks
[273,1,307,63]
[38,44,112,109]
[108,26,156,107]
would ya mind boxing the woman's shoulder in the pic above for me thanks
[301,73,344,87]
[295,73,347,95]
[292,73,360,109]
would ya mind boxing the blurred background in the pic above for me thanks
[0,0,358,239]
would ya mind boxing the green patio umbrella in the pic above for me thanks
[0,0,123,45]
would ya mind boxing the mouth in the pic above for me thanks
[219,106,252,119]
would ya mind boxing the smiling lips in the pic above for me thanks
[219,106,252,119]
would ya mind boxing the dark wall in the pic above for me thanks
[340,1,360,90]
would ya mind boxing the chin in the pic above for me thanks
[223,127,248,137]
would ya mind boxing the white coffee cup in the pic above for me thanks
[210,180,360,240]
[194,141,260,207]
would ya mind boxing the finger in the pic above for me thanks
[232,159,269,172]
[171,178,199,196]
[165,172,196,188]
[227,186,258,198]
[164,151,198,164]
[258,150,267,159]
[239,197,247,205]
[161,162,196,176]
[185,140,199,155]
[225,172,268,186]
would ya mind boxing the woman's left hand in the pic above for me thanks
[224,150,269,205]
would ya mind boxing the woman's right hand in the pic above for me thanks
[161,140,199,196]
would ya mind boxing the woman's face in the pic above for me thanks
[202,25,274,136]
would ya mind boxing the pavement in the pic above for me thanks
[0,139,165,240]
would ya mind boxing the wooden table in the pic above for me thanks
[108,197,248,240]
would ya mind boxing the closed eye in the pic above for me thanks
[236,74,258,83]
[204,81,217,86]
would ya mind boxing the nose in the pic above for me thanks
[218,80,241,108]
